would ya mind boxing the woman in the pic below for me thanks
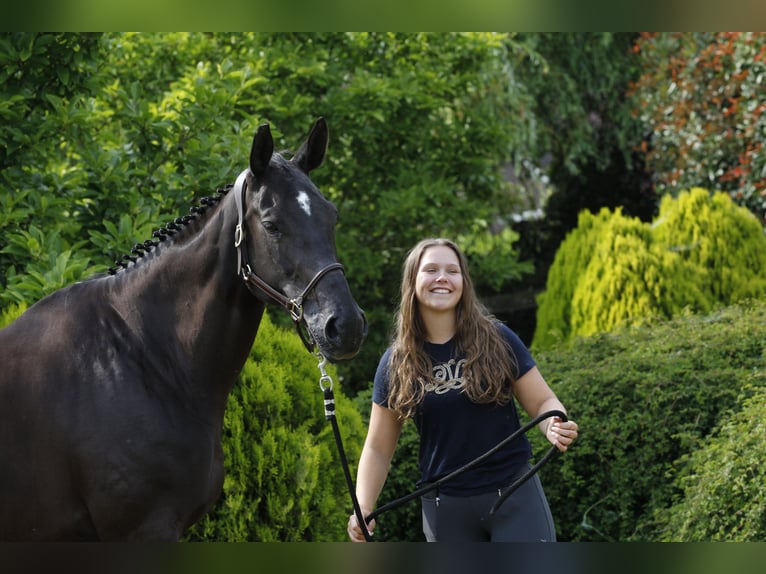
[347,238,578,542]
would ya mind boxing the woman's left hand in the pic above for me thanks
[547,417,578,452]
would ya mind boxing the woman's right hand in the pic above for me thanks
[347,512,375,542]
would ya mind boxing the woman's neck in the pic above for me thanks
[421,310,456,344]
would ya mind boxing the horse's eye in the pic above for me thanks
[261,220,280,236]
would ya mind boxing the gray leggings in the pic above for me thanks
[420,466,556,542]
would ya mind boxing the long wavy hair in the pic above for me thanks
[386,238,519,419]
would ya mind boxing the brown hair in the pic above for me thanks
[386,238,519,419]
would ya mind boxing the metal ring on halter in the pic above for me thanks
[288,299,304,323]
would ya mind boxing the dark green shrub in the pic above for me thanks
[185,313,367,541]
[655,383,766,541]
[532,299,766,541]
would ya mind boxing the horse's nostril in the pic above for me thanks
[324,310,367,349]
[325,316,341,344]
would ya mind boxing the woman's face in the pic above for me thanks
[414,245,463,314]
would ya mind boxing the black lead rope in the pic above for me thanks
[316,352,567,542]
[365,409,568,527]
[317,357,374,542]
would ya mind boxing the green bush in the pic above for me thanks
[569,210,710,338]
[0,302,26,328]
[532,299,766,541]
[655,383,766,541]
[534,189,766,349]
[184,313,367,541]
[653,187,766,303]
[533,208,612,348]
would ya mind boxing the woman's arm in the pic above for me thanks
[513,366,578,452]
[347,402,404,541]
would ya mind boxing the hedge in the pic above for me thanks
[533,299,766,541]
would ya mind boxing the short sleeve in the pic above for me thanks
[372,347,393,406]
[498,323,536,378]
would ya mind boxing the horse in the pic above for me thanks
[0,117,368,541]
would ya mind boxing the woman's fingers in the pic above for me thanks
[348,514,375,542]
[549,419,578,451]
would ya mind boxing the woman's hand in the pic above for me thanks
[547,416,578,452]
[347,511,376,542]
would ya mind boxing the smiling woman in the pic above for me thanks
[347,238,578,542]
[414,245,464,337]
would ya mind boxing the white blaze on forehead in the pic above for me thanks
[297,190,312,216]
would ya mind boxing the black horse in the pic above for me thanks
[0,118,367,541]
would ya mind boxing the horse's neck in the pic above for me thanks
[110,193,264,413]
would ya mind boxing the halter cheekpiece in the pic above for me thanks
[232,169,344,352]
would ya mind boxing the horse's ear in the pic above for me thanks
[292,117,328,173]
[250,123,274,177]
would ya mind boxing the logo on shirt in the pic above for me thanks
[425,358,467,394]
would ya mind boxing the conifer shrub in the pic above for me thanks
[534,208,613,348]
[652,187,766,304]
[177,312,367,541]
[533,189,766,349]
[0,302,26,328]
[569,210,709,338]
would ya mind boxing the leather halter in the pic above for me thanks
[232,169,345,352]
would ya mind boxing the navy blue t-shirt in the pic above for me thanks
[372,323,536,496]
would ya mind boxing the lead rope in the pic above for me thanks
[316,353,374,542]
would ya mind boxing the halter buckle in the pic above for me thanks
[288,298,304,323]
[234,224,244,247]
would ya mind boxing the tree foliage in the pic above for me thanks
[0,32,541,390]
[629,32,766,223]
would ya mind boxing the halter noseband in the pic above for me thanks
[232,168,344,352]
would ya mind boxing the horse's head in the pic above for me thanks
[238,118,367,362]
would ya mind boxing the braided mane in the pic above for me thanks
[107,184,234,275]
